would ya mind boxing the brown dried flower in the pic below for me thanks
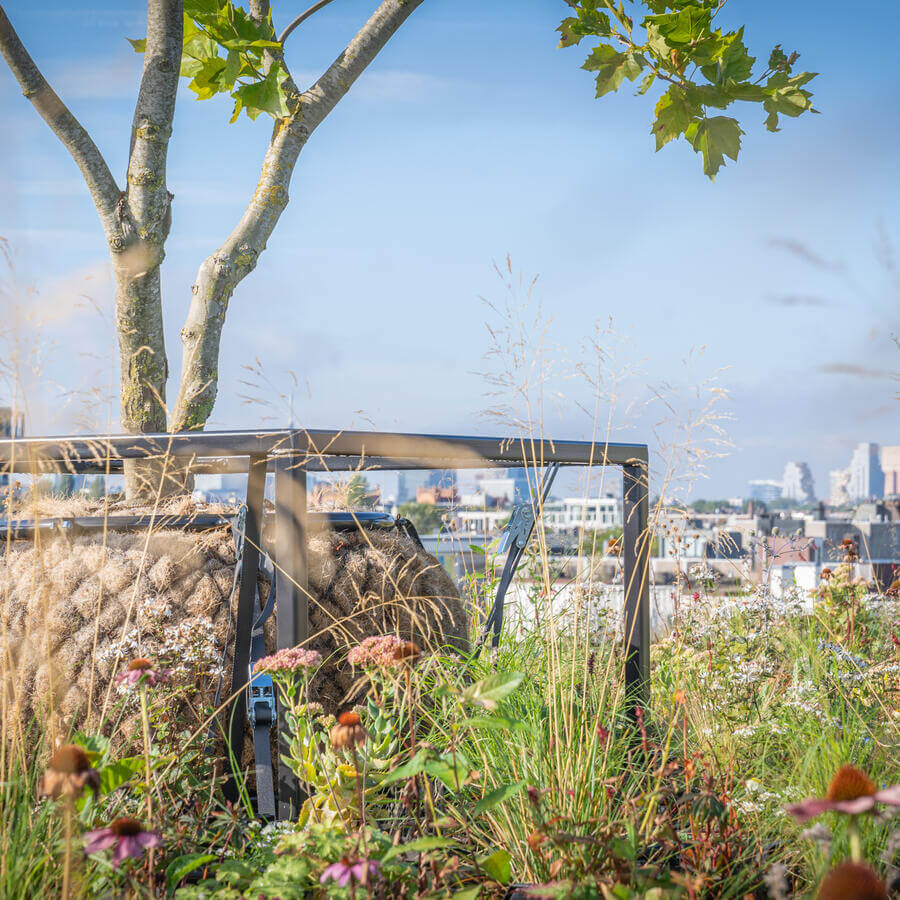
[330,711,368,750]
[39,744,100,801]
[817,861,888,900]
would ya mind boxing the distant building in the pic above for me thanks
[542,496,622,531]
[416,485,459,505]
[477,467,532,503]
[748,479,782,503]
[847,442,884,501]
[882,446,900,497]
[829,468,851,506]
[397,471,432,503]
[781,461,816,503]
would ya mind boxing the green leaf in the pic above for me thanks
[558,11,611,48]
[652,85,696,151]
[480,848,512,885]
[127,37,146,53]
[232,61,291,120]
[425,754,471,792]
[763,70,817,131]
[685,116,743,179]
[380,749,430,786]
[473,780,527,817]
[166,854,218,889]
[462,671,525,710]
[582,45,643,98]
[699,28,754,84]
[644,7,712,47]
[382,836,457,863]
[98,756,146,795]
[453,889,481,900]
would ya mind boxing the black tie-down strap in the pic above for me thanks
[248,561,277,819]
[477,464,560,652]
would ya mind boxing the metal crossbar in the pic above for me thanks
[0,428,650,819]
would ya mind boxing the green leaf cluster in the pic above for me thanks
[559,1,818,179]
[129,0,292,123]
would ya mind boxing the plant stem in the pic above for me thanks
[848,817,863,863]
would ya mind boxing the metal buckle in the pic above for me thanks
[497,503,535,554]
[248,672,276,727]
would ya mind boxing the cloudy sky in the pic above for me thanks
[1,0,898,499]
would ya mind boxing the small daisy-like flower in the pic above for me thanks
[330,711,368,750]
[83,817,162,869]
[786,765,900,823]
[319,856,379,887]
[816,861,888,900]
[253,646,322,674]
[38,744,100,801]
[115,658,171,687]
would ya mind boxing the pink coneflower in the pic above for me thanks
[786,765,900,823]
[38,744,100,801]
[253,646,322,674]
[115,657,171,687]
[319,856,380,887]
[83,817,162,869]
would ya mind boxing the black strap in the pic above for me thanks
[248,569,277,819]
[475,464,560,652]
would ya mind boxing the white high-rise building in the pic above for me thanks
[748,479,782,503]
[829,468,851,506]
[846,442,884,501]
[781,461,816,503]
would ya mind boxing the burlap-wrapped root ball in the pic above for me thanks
[0,507,469,757]
[303,525,469,710]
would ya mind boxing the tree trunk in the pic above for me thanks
[112,252,172,499]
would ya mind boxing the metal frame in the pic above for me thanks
[0,428,650,817]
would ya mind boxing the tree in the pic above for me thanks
[397,501,444,536]
[0,0,817,498]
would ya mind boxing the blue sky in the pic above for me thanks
[1,0,898,499]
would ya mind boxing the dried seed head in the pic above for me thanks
[110,817,144,837]
[825,765,876,803]
[48,744,91,774]
[817,861,888,900]
[330,712,368,750]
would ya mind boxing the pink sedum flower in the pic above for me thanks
[320,856,380,887]
[253,646,322,674]
[115,657,171,687]
[83,817,162,869]
[785,764,900,823]
[347,634,420,668]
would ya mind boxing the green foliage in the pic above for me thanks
[397,500,445,534]
[130,0,291,123]
[559,0,818,179]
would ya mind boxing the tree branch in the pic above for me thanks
[0,4,121,241]
[125,0,183,251]
[171,0,427,431]
[278,0,338,45]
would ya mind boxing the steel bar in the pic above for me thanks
[0,428,647,472]
[273,451,309,818]
[622,462,650,710]
[223,455,267,805]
